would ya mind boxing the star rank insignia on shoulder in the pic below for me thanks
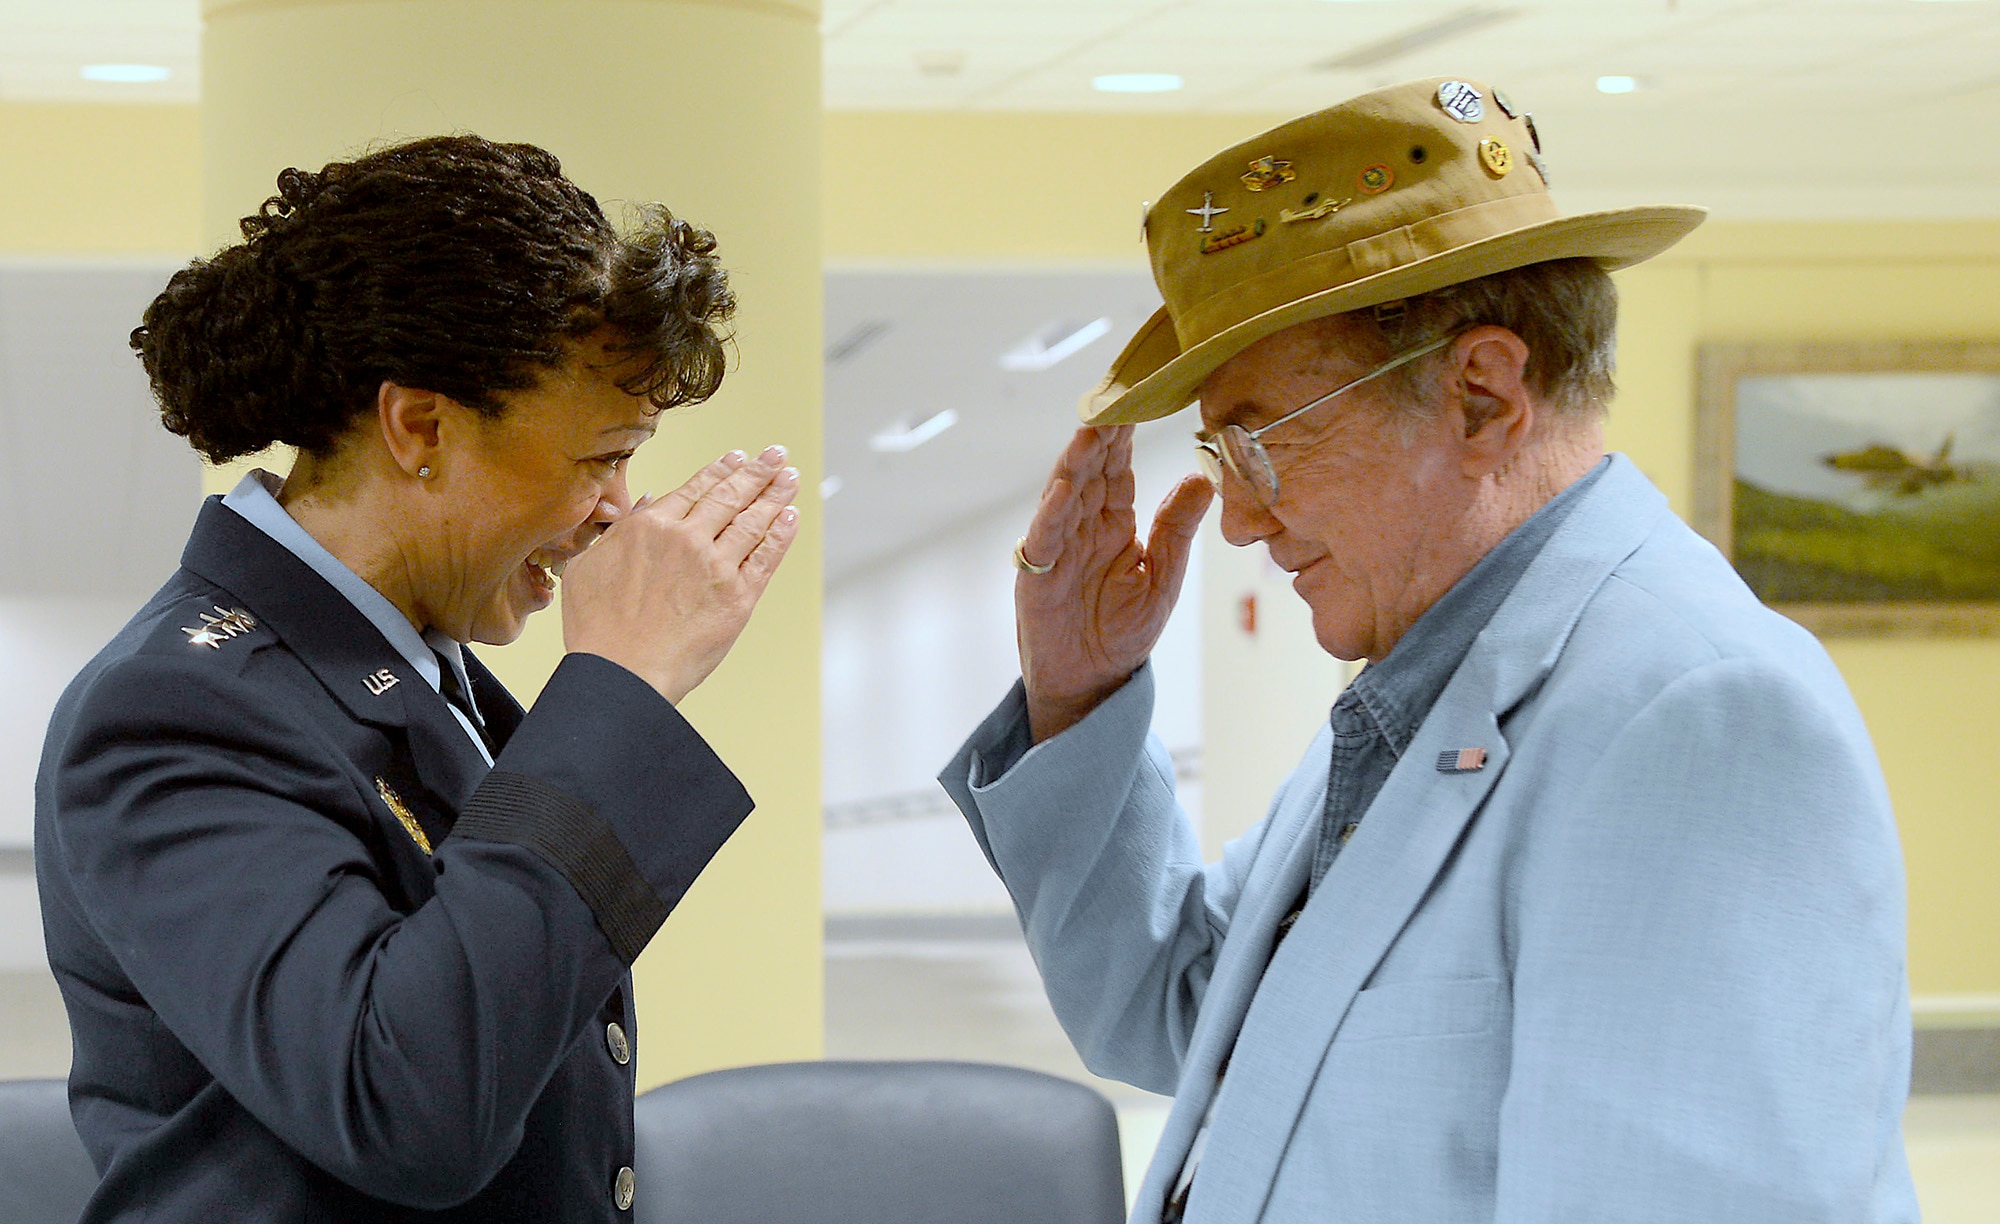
[182,605,258,649]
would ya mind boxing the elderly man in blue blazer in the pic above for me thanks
[940,78,1917,1222]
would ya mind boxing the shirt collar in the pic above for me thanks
[1346,456,1610,754]
[220,470,471,703]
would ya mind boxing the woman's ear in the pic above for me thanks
[1448,325,1536,478]
[375,381,445,479]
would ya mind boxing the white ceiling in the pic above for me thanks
[823,0,2000,112]
[5,0,1997,212]
[9,1,2000,119]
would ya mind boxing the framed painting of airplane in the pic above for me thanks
[1694,339,2000,636]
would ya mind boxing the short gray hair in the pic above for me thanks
[1327,257,1620,422]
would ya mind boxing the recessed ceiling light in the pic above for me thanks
[82,64,171,83]
[1093,74,1182,94]
[1000,318,1113,372]
[869,409,959,454]
[1596,75,1641,94]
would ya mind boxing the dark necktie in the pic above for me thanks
[434,651,496,758]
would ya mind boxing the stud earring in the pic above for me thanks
[417,466,433,479]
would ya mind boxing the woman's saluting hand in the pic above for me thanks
[560,445,800,704]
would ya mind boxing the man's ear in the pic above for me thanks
[375,381,445,479]
[1449,325,1536,477]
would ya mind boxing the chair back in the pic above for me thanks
[632,1060,1124,1224]
[0,1079,98,1224]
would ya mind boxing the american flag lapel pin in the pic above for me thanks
[1436,747,1488,774]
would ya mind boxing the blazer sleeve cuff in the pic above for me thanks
[452,652,754,963]
[938,663,1157,874]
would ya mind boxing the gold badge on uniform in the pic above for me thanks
[1240,156,1296,192]
[1478,138,1513,178]
[183,606,257,649]
[375,778,433,855]
[1358,164,1394,195]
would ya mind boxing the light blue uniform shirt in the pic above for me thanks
[222,470,493,766]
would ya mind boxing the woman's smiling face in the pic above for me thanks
[417,336,658,645]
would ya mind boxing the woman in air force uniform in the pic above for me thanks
[33,135,801,1220]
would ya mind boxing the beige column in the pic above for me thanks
[201,0,824,1086]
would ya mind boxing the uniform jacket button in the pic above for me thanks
[606,1021,631,1066]
[615,1165,635,1211]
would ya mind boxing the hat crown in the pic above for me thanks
[1147,77,1551,351]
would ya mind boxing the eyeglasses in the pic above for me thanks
[1193,332,1457,506]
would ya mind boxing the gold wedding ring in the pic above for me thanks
[1012,537,1055,575]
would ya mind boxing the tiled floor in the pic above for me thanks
[4,930,1997,1219]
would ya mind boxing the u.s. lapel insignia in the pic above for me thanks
[375,777,433,855]
[1279,193,1349,223]
[1436,747,1488,774]
[363,668,399,696]
[1240,156,1296,192]
[183,605,257,649]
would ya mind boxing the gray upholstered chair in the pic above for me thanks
[632,1060,1125,1224]
[0,1079,98,1224]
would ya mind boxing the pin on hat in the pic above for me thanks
[1078,77,1706,427]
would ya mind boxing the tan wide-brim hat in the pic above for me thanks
[1082,77,1706,427]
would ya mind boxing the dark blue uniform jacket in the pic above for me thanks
[34,496,755,1220]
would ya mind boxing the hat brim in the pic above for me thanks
[1081,204,1707,428]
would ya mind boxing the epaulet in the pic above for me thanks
[141,597,278,664]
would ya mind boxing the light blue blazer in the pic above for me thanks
[941,457,1917,1223]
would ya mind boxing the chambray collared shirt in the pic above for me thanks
[222,470,494,766]
[1307,457,1608,891]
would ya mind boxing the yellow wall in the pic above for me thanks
[1616,225,2000,1005]
[11,101,1998,1009]
[0,103,202,254]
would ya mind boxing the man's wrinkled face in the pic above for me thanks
[1197,317,1470,662]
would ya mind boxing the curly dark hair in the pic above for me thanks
[131,134,736,464]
